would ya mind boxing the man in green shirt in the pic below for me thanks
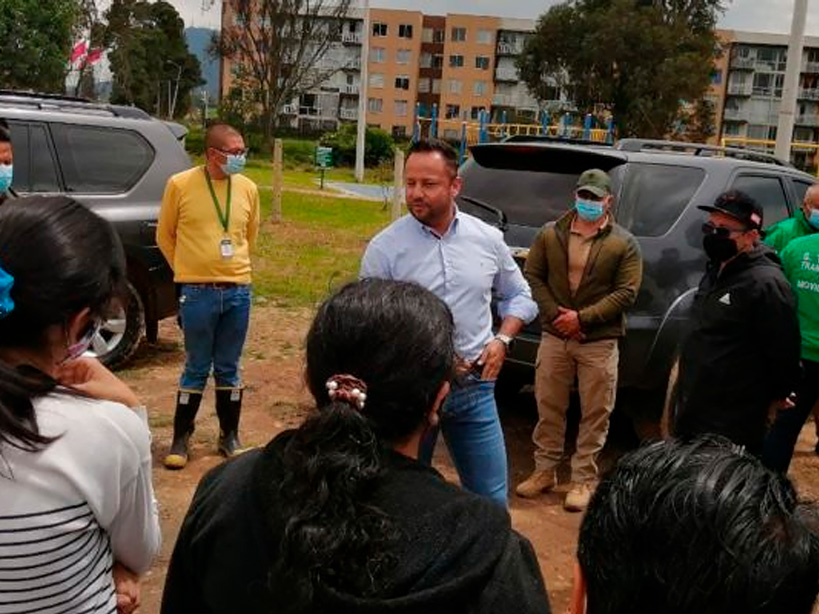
[762,231,819,471]
[764,184,819,253]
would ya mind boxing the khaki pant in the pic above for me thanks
[532,333,619,483]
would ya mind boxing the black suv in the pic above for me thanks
[1,91,191,367]
[458,138,816,416]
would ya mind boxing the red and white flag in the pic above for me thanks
[69,40,88,64]
[85,48,103,65]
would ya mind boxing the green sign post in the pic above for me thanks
[316,146,333,189]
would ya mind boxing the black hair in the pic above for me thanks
[0,196,126,450]
[407,138,459,177]
[0,119,10,144]
[205,121,241,149]
[268,278,455,610]
[578,436,819,614]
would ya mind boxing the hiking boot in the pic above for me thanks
[216,388,243,457]
[515,470,556,498]
[564,483,593,512]
[163,391,203,470]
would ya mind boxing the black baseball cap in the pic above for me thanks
[698,190,764,232]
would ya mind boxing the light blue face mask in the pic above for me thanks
[221,153,246,176]
[0,164,13,194]
[576,198,605,222]
[808,208,819,230]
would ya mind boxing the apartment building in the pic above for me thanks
[219,2,562,136]
[366,9,424,137]
[716,29,819,169]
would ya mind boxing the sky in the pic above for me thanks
[173,0,819,35]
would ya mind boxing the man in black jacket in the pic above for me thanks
[674,190,801,458]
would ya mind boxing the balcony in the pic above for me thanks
[803,61,819,74]
[731,56,755,70]
[493,94,512,106]
[495,68,519,82]
[796,114,819,127]
[727,83,751,96]
[339,108,358,120]
[723,108,749,122]
[799,89,819,101]
[298,106,320,116]
[341,32,361,44]
[341,84,360,95]
[497,42,522,56]
[342,58,361,71]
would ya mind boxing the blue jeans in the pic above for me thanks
[419,376,508,507]
[178,284,251,391]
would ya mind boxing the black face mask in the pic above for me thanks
[703,234,739,263]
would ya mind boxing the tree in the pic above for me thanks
[0,0,80,92]
[517,0,725,138]
[100,0,202,118]
[213,0,354,145]
[672,97,717,143]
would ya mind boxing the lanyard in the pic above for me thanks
[204,168,231,233]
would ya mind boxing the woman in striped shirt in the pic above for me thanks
[0,196,161,614]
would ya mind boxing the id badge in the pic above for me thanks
[220,237,234,259]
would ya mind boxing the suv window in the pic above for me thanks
[51,124,154,193]
[730,175,790,225]
[616,163,705,237]
[458,165,579,227]
[6,121,61,193]
[792,179,815,205]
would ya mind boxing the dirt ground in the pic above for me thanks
[126,304,819,613]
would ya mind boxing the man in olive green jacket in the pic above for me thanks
[517,169,642,512]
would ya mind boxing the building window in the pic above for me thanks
[432,54,444,69]
[422,27,433,43]
[477,29,492,44]
[399,24,413,38]
[397,49,411,64]
[392,125,407,139]
[449,79,462,94]
[370,47,386,63]
[470,106,486,120]
[449,54,464,68]
[432,79,441,94]
[395,75,410,90]
[369,73,384,88]
[475,56,490,70]
[473,80,488,96]
[372,22,387,37]
[395,99,408,117]
[451,27,467,42]
[433,29,445,43]
[368,98,383,113]
[420,52,432,68]
[418,78,431,93]
[445,104,461,119]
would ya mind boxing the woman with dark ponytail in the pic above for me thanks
[162,278,551,614]
[0,196,160,613]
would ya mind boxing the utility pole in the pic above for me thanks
[355,0,370,183]
[775,0,809,162]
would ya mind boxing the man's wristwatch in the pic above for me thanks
[493,333,513,349]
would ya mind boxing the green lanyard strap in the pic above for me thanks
[204,168,232,233]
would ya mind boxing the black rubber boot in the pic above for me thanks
[216,388,243,457]
[163,391,203,470]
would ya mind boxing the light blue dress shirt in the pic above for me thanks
[360,210,538,362]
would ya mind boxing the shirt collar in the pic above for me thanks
[412,204,461,239]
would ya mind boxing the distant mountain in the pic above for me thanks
[185,27,220,101]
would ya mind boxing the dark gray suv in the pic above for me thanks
[0,91,191,367]
[458,138,816,418]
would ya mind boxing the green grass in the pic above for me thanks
[252,190,391,307]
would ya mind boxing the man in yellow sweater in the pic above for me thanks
[157,122,260,469]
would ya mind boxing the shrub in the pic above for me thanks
[320,123,395,167]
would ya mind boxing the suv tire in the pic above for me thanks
[94,281,145,370]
